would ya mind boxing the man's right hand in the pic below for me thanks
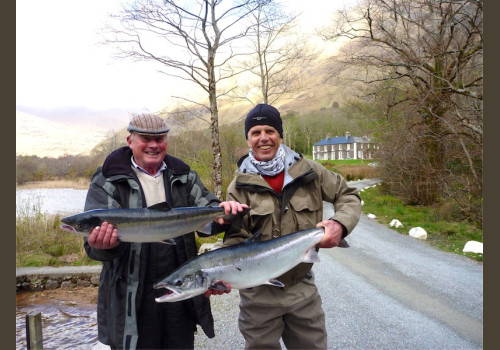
[87,221,119,249]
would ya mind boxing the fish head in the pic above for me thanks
[59,212,102,235]
[153,270,211,302]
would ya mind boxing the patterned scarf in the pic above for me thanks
[248,144,285,176]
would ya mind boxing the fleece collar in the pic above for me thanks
[102,146,190,178]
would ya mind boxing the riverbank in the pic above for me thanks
[16,178,90,190]
[17,284,99,306]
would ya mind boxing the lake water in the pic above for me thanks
[16,292,103,350]
[16,188,88,217]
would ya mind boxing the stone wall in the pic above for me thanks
[16,266,102,293]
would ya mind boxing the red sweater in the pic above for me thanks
[262,171,284,194]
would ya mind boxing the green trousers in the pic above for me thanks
[238,290,327,349]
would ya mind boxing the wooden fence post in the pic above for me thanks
[26,311,43,349]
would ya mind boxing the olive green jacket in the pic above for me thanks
[224,146,361,306]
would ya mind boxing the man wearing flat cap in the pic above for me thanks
[83,113,247,349]
[224,104,362,349]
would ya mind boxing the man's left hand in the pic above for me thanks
[216,201,249,225]
[316,219,344,248]
[204,281,232,298]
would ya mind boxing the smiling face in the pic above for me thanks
[127,133,168,175]
[246,125,282,161]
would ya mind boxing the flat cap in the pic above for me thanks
[127,113,170,135]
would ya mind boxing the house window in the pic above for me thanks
[347,144,350,150]
[339,144,342,150]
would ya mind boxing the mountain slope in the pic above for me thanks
[16,111,109,157]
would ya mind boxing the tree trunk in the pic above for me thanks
[208,58,223,200]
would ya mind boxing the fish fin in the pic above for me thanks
[196,222,214,236]
[265,279,285,288]
[243,230,263,244]
[159,239,177,245]
[209,281,230,292]
[302,248,321,263]
[147,202,172,211]
[338,238,350,248]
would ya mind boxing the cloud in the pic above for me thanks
[16,0,191,111]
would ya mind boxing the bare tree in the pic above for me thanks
[103,0,267,199]
[320,0,482,219]
[232,2,314,105]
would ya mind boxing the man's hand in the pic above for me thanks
[216,201,249,225]
[204,281,232,298]
[316,219,344,248]
[87,221,119,249]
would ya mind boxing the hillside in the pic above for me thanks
[16,58,345,157]
[161,58,344,132]
[16,111,110,158]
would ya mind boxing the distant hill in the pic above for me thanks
[16,111,110,158]
[16,58,347,157]
[160,58,344,132]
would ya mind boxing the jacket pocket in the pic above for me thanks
[247,198,276,239]
[288,187,322,230]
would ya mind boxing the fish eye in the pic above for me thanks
[174,279,183,287]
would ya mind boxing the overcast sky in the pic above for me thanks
[16,0,346,114]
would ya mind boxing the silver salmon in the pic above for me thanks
[60,203,249,244]
[153,227,325,302]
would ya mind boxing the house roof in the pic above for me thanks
[314,136,354,146]
[314,134,373,146]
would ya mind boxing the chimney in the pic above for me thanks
[345,131,351,138]
[326,133,331,140]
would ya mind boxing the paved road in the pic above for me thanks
[196,179,483,349]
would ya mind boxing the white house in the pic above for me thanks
[312,132,379,161]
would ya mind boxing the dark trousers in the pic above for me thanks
[136,242,196,349]
[136,284,196,349]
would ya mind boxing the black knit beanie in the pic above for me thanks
[244,104,283,139]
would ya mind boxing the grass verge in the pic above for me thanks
[360,185,483,262]
[16,196,100,267]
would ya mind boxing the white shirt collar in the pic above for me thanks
[131,156,167,178]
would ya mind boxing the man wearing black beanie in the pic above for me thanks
[224,103,362,349]
[244,103,283,139]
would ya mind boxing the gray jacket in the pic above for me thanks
[84,146,220,349]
